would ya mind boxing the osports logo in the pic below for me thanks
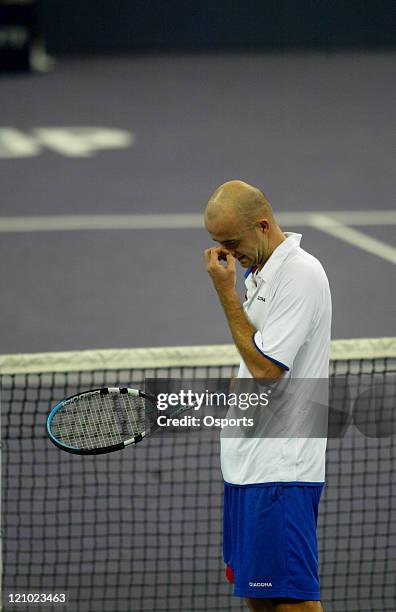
[249,582,273,587]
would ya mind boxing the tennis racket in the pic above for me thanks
[46,387,192,455]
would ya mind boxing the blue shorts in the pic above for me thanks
[223,481,324,600]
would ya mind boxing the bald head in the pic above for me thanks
[204,180,285,269]
[205,180,274,227]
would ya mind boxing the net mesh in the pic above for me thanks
[1,338,396,612]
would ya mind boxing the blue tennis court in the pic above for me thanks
[1,48,395,612]
[1,51,395,353]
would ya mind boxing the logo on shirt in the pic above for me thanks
[257,296,266,302]
[249,582,273,588]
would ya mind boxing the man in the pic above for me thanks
[204,180,331,612]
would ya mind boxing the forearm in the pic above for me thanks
[217,288,277,379]
[204,246,283,379]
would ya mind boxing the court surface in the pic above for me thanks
[1,50,396,612]
[1,51,395,354]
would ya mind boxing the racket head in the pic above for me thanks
[46,387,157,455]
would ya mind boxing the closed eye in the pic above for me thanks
[211,238,240,249]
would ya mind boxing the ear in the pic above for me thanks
[258,219,270,233]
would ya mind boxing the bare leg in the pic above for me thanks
[245,598,274,611]
[271,599,324,612]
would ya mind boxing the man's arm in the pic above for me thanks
[204,247,284,380]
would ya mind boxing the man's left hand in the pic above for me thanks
[204,247,237,293]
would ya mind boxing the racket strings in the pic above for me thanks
[50,392,148,450]
[117,393,146,439]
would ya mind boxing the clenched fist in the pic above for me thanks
[204,247,237,293]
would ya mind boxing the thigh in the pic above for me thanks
[246,597,274,611]
[271,599,324,611]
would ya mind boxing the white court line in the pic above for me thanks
[0,209,395,232]
[309,214,396,266]
[0,213,204,232]
[0,210,394,265]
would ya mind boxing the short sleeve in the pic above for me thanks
[252,270,320,371]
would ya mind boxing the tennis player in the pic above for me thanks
[204,180,331,612]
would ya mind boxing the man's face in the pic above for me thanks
[205,215,263,268]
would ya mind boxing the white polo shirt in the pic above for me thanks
[220,232,332,485]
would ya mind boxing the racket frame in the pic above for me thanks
[46,387,157,455]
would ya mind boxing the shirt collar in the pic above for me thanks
[247,232,302,284]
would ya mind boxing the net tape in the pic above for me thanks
[1,336,396,374]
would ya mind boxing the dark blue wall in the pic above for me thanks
[38,0,396,53]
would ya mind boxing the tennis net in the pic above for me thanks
[1,337,395,612]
